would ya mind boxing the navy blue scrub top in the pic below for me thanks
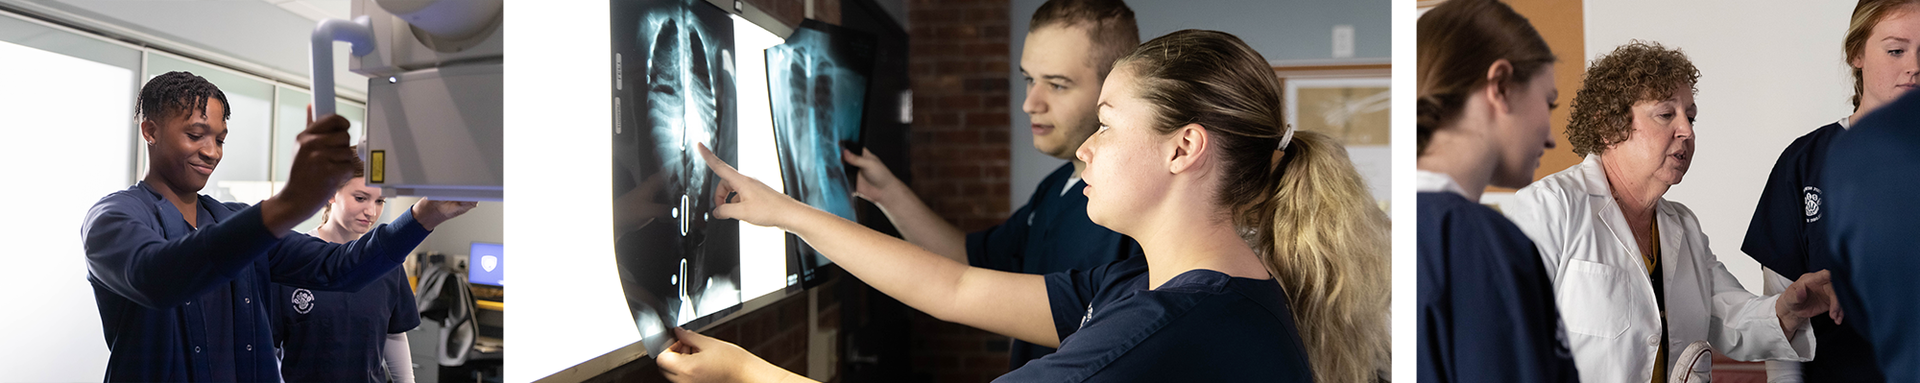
[80,182,431,382]
[1821,92,1920,383]
[966,162,1142,369]
[1417,191,1579,383]
[274,267,420,383]
[1742,121,1882,382]
[995,256,1310,382]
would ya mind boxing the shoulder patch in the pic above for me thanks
[1803,186,1823,223]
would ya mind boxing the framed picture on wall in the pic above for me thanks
[1273,60,1390,210]
[1285,77,1390,147]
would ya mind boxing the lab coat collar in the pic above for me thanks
[1574,153,1681,277]
[1575,154,1612,198]
[1575,153,1687,276]
[1414,170,1471,197]
[1576,153,1681,218]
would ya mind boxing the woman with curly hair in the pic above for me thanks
[1741,1,1920,380]
[1502,41,1845,383]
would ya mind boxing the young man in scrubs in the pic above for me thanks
[79,71,475,381]
[837,0,1143,369]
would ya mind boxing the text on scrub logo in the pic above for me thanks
[291,289,315,314]
[1803,186,1823,223]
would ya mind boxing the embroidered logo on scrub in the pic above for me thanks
[292,289,316,314]
[1803,186,1823,223]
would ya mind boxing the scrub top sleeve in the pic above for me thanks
[387,269,422,333]
[1742,145,1810,277]
[966,173,1055,272]
[82,198,281,309]
[1448,208,1580,382]
[965,207,1033,273]
[1042,263,1111,342]
[267,209,432,292]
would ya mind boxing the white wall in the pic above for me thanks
[0,37,133,382]
[1584,1,1856,294]
[506,1,634,379]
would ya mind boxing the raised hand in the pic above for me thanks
[411,199,479,231]
[696,143,810,230]
[841,147,903,205]
[261,106,359,236]
[1777,269,1843,338]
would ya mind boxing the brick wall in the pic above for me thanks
[906,0,1013,231]
[904,0,1018,381]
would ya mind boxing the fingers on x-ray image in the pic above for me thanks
[766,20,876,283]
[609,0,741,356]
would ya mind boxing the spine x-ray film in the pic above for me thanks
[610,0,742,356]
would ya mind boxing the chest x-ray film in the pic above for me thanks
[611,0,741,355]
[766,19,875,286]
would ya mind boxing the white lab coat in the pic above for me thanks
[1503,154,1815,383]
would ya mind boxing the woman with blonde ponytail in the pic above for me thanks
[652,29,1387,383]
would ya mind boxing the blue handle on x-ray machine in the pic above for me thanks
[309,17,375,118]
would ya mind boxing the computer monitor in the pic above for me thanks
[469,242,504,287]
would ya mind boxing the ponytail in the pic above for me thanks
[1260,131,1391,383]
[1415,95,1459,157]
[1416,0,1555,156]
[1116,30,1389,383]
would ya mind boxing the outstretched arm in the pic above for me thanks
[701,144,1058,346]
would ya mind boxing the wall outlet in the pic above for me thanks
[1333,25,1355,58]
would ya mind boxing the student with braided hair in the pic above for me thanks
[80,71,475,381]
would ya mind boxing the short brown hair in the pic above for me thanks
[1845,0,1920,109]
[1416,0,1556,156]
[1565,41,1700,157]
[1030,0,1140,79]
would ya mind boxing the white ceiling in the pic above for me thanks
[1,0,370,96]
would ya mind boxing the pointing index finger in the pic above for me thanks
[695,143,742,180]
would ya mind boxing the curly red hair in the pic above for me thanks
[1565,41,1700,157]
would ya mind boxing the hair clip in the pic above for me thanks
[1277,124,1296,150]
